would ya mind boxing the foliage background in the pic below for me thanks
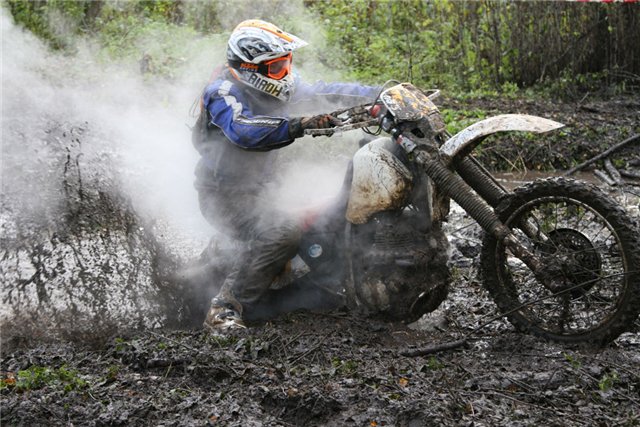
[3,0,639,174]
[5,0,640,98]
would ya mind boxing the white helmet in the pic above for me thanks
[226,19,307,101]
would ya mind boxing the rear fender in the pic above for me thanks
[439,114,564,162]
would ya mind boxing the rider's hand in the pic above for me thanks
[289,114,342,139]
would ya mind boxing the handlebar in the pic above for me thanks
[302,87,442,137]
[303,103,378,136]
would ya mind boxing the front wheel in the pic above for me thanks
[481,177,640,345]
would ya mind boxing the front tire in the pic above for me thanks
[481,177,640,345]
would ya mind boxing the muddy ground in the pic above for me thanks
[2,276,639,426]
[1,95,640,426]
[2,310,640,426]
[444,94,640,173]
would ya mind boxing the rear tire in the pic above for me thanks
[481,177,640,345]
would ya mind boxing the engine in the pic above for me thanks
[351,212,451,323]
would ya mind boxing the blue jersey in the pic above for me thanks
[194,69,379,190]
[202,73,379,150]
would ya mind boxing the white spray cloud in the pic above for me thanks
[1,2,379,332]
[1,1,367,256]
[1,7,219,253]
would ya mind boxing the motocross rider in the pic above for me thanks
[193,19,379,330]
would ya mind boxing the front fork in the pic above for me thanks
[414,149,556,289]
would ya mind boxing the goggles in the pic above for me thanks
[230,53,292,81]
[261,53,292,80]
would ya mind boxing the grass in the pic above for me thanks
[440,108,488,136]
[1,365,88,393]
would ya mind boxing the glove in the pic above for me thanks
[288,114,342,139]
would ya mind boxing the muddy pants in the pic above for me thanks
[197,185,301,312]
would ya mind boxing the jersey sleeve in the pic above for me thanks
[291,79,381,104]
[204,80,294,150]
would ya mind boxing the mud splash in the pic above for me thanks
[0,115,200,345]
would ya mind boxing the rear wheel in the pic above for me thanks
[481,178,640,344]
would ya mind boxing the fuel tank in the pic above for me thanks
[346,138,413,224]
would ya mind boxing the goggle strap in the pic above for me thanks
[228,59,264,73]
[228,59,289,79]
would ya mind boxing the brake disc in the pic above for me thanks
[538,228,602,298]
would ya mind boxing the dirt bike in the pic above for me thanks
[301,82,640,345]
[185,82,640,345]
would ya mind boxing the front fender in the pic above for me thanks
[439,114,564,160]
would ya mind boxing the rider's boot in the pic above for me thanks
[203,295,245,331]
